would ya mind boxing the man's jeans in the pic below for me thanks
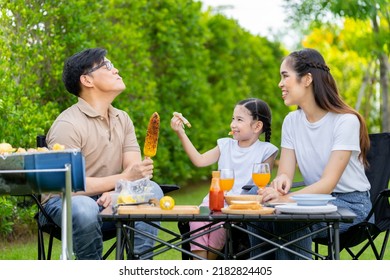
[39,182,163,259]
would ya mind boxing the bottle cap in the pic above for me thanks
[212,170,220,178]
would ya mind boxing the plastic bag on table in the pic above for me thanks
[112,177,156,204]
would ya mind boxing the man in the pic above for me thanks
[41,48,163,259]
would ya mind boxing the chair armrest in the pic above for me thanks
[292,181,305,188]
[242,181,305,192]
[379,189,390,198]
[160,184,180,194]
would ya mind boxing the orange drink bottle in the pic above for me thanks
[209,171,224,211]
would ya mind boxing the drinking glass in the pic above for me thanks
[252,163,270,189]
[219,168,235,194]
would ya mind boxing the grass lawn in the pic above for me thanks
[0,179,388,260]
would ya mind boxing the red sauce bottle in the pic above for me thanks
[209,171,224,211]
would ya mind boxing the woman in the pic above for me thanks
[250,48,372,260]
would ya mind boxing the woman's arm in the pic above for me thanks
[264,150,352,202]
[270,148,297,194]
[292,150,351,195]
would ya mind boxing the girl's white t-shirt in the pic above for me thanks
[200,138,278,206]
[281,110,370,193]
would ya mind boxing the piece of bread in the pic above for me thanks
[173,112,191,128]
[228,203,262,210]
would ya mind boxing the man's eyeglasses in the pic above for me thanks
[85,60,114,74]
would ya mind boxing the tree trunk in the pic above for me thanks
[355,62,372,111]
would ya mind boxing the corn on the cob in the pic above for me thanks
[143,112,160,158]
[0,143,16,154]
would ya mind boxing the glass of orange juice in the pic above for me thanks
[252,163,270,189]
[219,168,235,194]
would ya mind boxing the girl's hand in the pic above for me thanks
[270,174,292,194]
[170,115,185,133]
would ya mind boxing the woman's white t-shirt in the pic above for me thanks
[281,110,370,193]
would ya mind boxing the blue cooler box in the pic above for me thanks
[24,150,86,193]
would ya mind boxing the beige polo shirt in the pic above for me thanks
[46,98,140,178]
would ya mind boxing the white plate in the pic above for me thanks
[290,194,336,206]
[264,202,295,207]
[275,203,337,214]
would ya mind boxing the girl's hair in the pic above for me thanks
[237,98,272,142]
[285,48,370,167]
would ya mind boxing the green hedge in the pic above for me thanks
[0,0,288,187]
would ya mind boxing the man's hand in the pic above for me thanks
[123,158,154,181]
[97,192,112,208]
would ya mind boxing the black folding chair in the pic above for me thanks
[32,193,118,260]
[314,132,390,259]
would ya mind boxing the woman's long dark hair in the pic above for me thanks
[285,48,370,167]
[237,98,272,142]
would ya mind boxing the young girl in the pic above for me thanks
[249,48,372,260]
[170,98,278,259]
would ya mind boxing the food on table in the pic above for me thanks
[224,195,262,205]
[173,112,191,128]
[160,196,175,210]
[117,194,136,204]
[143,112,160,158]
[228,201,262,210]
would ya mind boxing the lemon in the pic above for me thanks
[117,195,136,204]
[160,196,175,210]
